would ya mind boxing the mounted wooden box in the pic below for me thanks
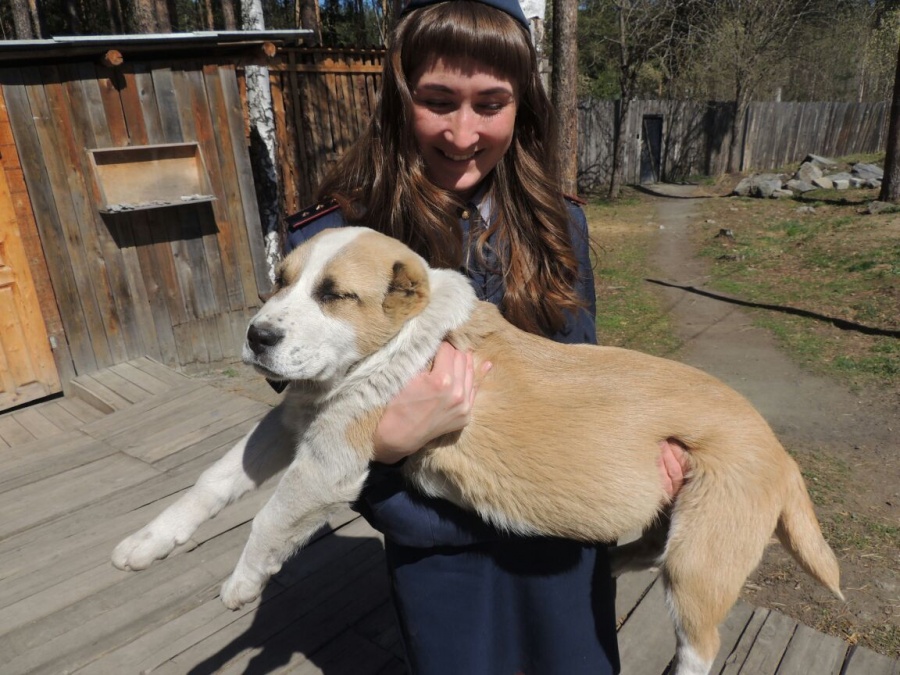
[89,142,216,213]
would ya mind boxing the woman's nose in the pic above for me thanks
[445,107,478,148]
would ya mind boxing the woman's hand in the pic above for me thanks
[373,342,490,464]
[658,439,689,500]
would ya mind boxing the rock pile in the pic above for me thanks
[732,154,883,198]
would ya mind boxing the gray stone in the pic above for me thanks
[795,161,823,183]
[732,173,784,198]
[812,176,833,190]
[796,206,817,214]
[848,177,866,188]
[867,200,894,214]
[771,188,795,199]
[851,162,884,181]
[803,153,837,170]
[832,179,850,190]
[786,179,816,193]
[865,178,882,189]
[825,171,853,182]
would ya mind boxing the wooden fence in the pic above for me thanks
[271,49,890,204]
[577,99,889,192]
[270,48,384,225]
[0,60,267,382]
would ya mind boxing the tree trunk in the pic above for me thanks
[65,0,83,34]
[299,0,322,45]
[880,41,900,203]
[27,0,44,38]
[608,97,630,200]
[131,0,157,31]
[727,87,748,174]
[244,0,282,286]
[551,0,579,195]
[221,0,237,30]
[10,0,33,39]
[106,0,126,33]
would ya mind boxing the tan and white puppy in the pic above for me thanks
[113,227,843,675]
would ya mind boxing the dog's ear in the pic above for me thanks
[384,257,429,320]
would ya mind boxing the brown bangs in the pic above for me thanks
[398,2,534,87]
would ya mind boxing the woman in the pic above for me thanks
[286,1,685,672]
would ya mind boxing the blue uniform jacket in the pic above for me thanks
[285,201,619,675]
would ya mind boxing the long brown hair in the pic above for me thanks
[317,0,585,335]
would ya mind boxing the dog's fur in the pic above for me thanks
[113,226,843,675]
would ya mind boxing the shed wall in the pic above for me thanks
[0,61,267,378]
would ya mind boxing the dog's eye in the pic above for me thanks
[319,291,359,304]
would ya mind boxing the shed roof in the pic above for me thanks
[0,30,314,64]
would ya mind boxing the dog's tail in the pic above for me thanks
[775,459,844,600]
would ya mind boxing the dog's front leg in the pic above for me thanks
[112,406,298,571]
[220,449,369,610]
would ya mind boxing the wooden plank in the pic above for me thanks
[130,356,190,386]
[152,523,390,674]
[219,66,272,299]
[615,568,658,624]
[77,380,209,439]
[617,576,676,675]
[106,360,173,395]
[111,389,269,463]
[842,645,900,675]
[6,405,62,439]
[0,452,160,540]
[69,375,132,413]
[202,64,257,311]
[74,515,387,675]
[29,399,84,432]
[125,210,179,366]
[38,64,126,367]
[732,609,797,675]
[0,429,115,493]
[1,522,252,675]
[776,622,847,674]
[0,414,35,445]
[719,606,770,675]
[84,368,154,404]
[55,395,107,423]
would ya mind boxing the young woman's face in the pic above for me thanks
[410,56,517,199]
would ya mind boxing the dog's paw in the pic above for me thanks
[220,572,264,610]
[111,526,180,571]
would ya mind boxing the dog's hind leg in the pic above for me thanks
[220,444,370,609]
[661,488,777,675]
[609,510,670,577]
[112,406,298,571]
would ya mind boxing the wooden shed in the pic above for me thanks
[0,31,309,413]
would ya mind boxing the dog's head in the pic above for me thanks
[243,227,431,383]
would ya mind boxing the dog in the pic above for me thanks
[112,226,843,675]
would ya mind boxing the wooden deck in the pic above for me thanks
[0,357,897,675]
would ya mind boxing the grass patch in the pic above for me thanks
[694,195,900,391]
[583,194,679,357]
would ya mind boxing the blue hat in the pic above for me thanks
[401,0,531,31]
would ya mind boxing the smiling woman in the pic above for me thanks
[410,57,517,198]
[279,1,686,673]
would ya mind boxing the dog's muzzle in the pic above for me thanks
[246,323,284,356]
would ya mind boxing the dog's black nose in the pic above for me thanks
[246,324,284,355]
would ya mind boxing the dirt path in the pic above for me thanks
[645,185,899,654]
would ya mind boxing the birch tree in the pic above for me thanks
[243,0,282,282]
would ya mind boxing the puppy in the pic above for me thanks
[113,226,842,675]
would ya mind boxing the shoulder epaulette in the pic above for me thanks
[563,193,587,206]
[286,198,340,232]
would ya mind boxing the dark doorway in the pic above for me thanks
[640,115,663,183]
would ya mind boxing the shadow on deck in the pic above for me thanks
[0,358,895,674]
